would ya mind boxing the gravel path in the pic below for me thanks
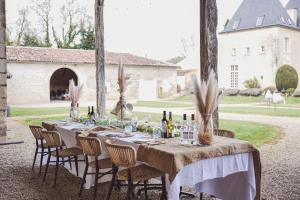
[1,114,300,200]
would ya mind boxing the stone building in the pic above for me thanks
[219,0,300,89]
[6,46,178,105]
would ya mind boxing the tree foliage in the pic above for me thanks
[275,65,299,91]
[21,32,43,47]
[31,0,52,47]
[76,27,95,50]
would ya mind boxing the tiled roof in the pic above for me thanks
[6,46,175,67]
[221,0,298,33]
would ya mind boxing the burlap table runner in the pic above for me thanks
[137,136,261,200]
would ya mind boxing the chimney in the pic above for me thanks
[287,8,298,25]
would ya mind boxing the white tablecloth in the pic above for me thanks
[45,122,257,200]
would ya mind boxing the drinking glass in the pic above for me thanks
[153,126,162,141]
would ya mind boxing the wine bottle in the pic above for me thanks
[168,112,174,138]
[180,114,189,144]
[190,114,197,145]
[161,111,168,138]
[87,106,91,119]
[91,106,96,124]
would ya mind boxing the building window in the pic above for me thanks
[256,15,265,26]
[284,37,290,53]
[232,19,241,30]
[245,47,250,56]
[287,18,293,25]
[230,65,239,88]
[231,48,236,56]
[260,46,265,55]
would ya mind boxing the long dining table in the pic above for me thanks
[43,121,261,200]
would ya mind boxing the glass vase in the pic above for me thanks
[197,114,214,145]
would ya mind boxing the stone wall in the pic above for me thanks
[7,62,178,105]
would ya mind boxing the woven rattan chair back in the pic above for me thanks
[29,125,43,139]
[215,129,235,138]
[42,122,56,131]
[41,131,62,148]
[78,136,102,156]
[105,140,136,168]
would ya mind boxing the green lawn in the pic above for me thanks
[11,107,89,117]
[220,106,300,118]
[220,96,264,104]
[22,111,282,148]
[175,95,265,104]
[133,101,193,108]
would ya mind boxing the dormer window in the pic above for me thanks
[232,19,241,30]
[256,15,265,26]
[287,18,292,25]
[280,16,286,24]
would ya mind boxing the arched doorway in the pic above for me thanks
[50,68,78,100]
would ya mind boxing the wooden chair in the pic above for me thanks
[77,135,113,200]
[29,125,49,175]
[105,139,167,200]
[215,129,235,138]
[41,130,83,187]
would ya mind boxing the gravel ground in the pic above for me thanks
[1,115,300,200]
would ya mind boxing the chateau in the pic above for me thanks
[218,0,300,89]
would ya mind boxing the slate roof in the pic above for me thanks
[221,0,299,33]
[6,46,176,67]
[286,0,300,27]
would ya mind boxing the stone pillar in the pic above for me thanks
[0,0,7,136]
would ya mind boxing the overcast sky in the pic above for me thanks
[6,0,289,61]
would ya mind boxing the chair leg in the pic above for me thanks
[74,156,79,176]
[106,166,117,200]
[39,146,44,175]
[32,145,38,170]
[127,169,134,200]
[160,176,167,200]
[200,193,203,200]
[43,150,51,182]
[144,180,148,200]
[79,161,88,197]
[53,156,59,188]
[93,159,99,200]
[68,156,72,169]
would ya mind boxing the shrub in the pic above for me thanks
[275,65,298,91]
[243,77,261,89]
[286,88,295,96]
[223,89,240,96]
[239,88,262,96]
[293,90,300,97]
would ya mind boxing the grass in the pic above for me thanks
[220,96,264,104]
[22,111,282,148]
[220,107,300,118]
[220,120,282,147]
[11,107,69,117]
[133,101,193,108]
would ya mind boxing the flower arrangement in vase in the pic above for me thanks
[111,58,133,121]
[69,79,83,121]
[192,70,221,145]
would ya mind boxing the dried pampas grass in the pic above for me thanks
[69,79,83,107]
[192,70,221,145]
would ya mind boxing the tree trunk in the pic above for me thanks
[0,0,7,136]
[95,0,105,118]
[200,0,219,129]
